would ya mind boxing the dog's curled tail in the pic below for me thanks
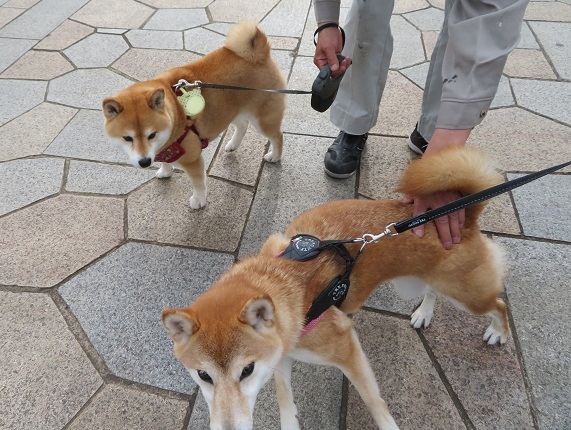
[397,147,503,224]
[225,21,270,64]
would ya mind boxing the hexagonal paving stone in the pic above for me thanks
[508,173,571,242]
[209,124,267,187]
[59,242,235,394]
[112,48,199,82]
[259,0,309,37]
[359,135,417,201]
[394,0,429,14]
[0,291,102,429]
[0,158,64,216]
[72,0,153,29]
[403,6,445,31]
[189,361,344,429]
[66,161,156,195]
[0,0,89,39]
[421,299,535,430]
[391,15,425,69]
[47,69,133,110]
[44,109,127,163]
[126,29,183,50]
[511,79,571,126]
[127,174,252,251]
[518,22,539,50]
[370,71,423,137]
[35,19,93,51]
[503,49,556,79]
[0,102,77,162]
[530,21,571,79]
[470,108,571,172]
[67,384,188,429]
[0,38,36,73]
[183,27,225,54]
[0,7,24,29]
[0,79,46,126]
[140,0,210,6]
[0,194,124,288]
[524,1,571,22]
[498,237,571,430]
[143,8,208,31]
[209,0,278,23]
[238,134,355,258]
[64,33,128,68]
[1,50,73,80]
[347,312,465,430]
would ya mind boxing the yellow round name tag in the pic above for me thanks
[177,88,205,116]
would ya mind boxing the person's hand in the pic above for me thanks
[404,128,471,250]
[314,24,352,78]
[402,191,464,250]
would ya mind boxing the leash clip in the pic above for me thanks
[356,223,399,252]
[173,79,202,91]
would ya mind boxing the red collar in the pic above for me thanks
[155,124,209,163]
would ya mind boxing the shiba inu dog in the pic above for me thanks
[102,22,286,209]
[162,147,508,430]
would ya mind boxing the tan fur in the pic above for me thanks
[163,147,508,430]
[102,22,286,209]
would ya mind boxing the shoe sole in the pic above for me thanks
[407,136,425,156]
[324,167,356,179]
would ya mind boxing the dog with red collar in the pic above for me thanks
[102,22,286,209]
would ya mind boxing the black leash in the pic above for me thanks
[392,159,571,235]
[174,79,312,95]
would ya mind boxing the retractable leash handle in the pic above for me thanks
[311,55,347,113]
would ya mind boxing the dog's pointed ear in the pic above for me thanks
[162,308,199,344]
[102,98,123,119]
[239,295,275,331]
[149,88,165,111]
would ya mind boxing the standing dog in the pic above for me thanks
[102,22,286,209]
[162,147,508,430]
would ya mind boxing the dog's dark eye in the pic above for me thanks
[148,132,156,140]
[240,362,255,381]
[123,136,133,142]
[197,370,213,384]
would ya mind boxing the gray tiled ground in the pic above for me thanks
[1,0,570,428]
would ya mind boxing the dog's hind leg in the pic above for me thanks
[225,114,249,152]
[410,288,437,329]
[253,111,283,163]
[483,298,509,345]
[274,356,300,430]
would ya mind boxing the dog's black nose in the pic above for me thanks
[139,157,152,168]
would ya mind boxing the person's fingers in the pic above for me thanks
[411,198,426,238]
[458,207,465,230]
[434,215,453,250]
[448,211,461,245]
[401,195,414,204]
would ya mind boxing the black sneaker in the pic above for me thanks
[407,124,429,155]
[324,131,368,179]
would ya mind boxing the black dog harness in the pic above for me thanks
[278,235,360,329]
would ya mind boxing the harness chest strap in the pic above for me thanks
[155,124,209,163]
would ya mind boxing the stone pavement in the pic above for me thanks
[1,0,570,428]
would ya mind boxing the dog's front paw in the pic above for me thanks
[264,151,281,163]
[189,195,206,210]
[156,163,173,178]
[483,324,507,346]
[411,307,433,329]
